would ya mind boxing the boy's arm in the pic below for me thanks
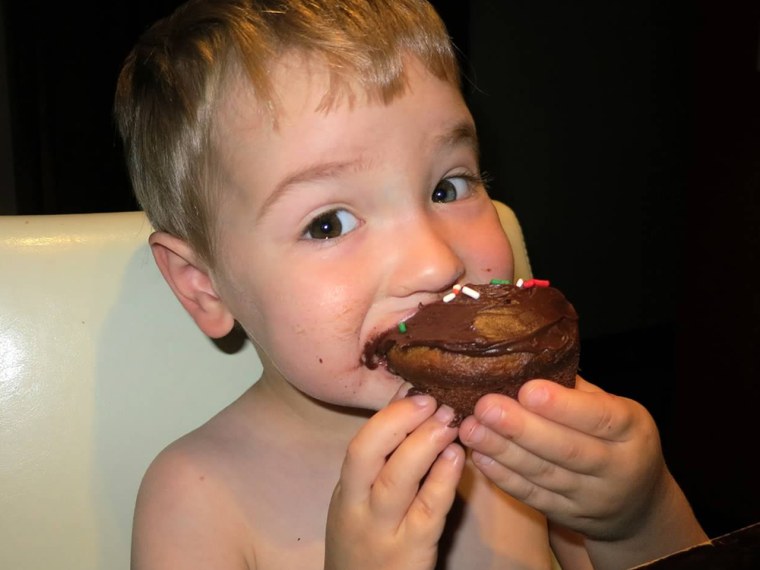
[325,394,464,570]
[582,470,707,569]
[548,489,706,570]
[131,446,252,570]
[548,523,593,569]
[459,376,708,570]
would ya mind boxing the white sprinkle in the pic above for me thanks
[461,286,480,299]
[442,292,457,303]
[516,278,524,288]
[452,284,463,292]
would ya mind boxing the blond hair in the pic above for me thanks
[114,0,459,265]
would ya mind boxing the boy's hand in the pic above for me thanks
[458,376,668,542]
[325,392,464,570]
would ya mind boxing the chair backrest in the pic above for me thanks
[0,201,532,570]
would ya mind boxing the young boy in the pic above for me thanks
[115,1,707,568]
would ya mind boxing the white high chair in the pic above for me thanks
[0,201,533,570]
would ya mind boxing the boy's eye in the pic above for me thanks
[303,209,359,240]
[431,175,475,203]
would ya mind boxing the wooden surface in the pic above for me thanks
[635,522,760,569]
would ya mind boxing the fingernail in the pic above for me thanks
[441,445,459,462]
[463,423,486,444]
[472,451,494,467]
[434,405,455,424]
[524,385,548,407]
[481,404,503,425]
[410,394,434,408]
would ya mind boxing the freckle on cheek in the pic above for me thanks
[318,357,323,364]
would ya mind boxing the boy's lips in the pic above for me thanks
[361,320,411,371]
[366,306,423,346]
[361,295,442,368]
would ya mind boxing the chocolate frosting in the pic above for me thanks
[363,282,580,419]
[364,283,579,367]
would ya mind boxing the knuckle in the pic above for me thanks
[411,494,437,522]
[519,480,539,504]
[372,470,399,497]
[594,393,620,434]
[596,411,614,434]
[535,458,558,479]
[343,439,361,463]
[560,439,583,464]
[343,438,368,470]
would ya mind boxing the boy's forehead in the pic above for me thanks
[214,68,272,132]
[211,52,474,203]
[210,56,329,201]
[215,51,457,133]
[212,54,339,163]
[212,54,334,175]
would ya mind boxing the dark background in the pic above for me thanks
[1,0,758,539]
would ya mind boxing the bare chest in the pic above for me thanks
[229,454,553,570]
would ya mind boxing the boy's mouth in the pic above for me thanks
[361,330,391,371]
[360,303,429,371]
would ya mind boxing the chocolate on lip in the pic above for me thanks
[361,280,580,419]
[361,300,436,366]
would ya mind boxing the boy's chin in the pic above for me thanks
[367,377,410,410]
[345,379,408,413]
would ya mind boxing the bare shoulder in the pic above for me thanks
[131,389,332,570]
[131,426,256,570]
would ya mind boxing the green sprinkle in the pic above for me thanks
[398,322,407,333]
[490,279,512,285]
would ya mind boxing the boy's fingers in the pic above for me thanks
[466,392,607,475]
[370,406,459,523]
[406,443,465,536]
[517,378,636,441]
[469,450,564,515]
[460,411,594,490]
[339,395,436,501]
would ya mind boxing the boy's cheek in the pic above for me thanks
[464,231,513,280]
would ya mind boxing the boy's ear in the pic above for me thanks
[148,231,235,339]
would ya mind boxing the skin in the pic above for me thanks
[460,379,708,569]
[132,54,706,570]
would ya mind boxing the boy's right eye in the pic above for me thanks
[302,209,359,240]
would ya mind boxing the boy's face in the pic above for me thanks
[209,55,513,412]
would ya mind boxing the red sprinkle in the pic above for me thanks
[523,278,550,289]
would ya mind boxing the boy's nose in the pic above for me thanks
[383,216,464,297]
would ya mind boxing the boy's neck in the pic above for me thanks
[246,368,373,446]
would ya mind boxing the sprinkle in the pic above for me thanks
[521,278,550,289]
[443,284,463,302]
[515,278,524,288]
[461,285,480,299]
[490,279,512,285]
[398,322,407,333]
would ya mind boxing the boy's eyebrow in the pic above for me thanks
[258,158,363,221]
[257,121,479,221]
[435,121,480,159]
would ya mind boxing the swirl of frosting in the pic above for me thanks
[364,282,578,367]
